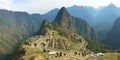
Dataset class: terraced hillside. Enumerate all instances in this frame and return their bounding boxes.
[11,28,88,60]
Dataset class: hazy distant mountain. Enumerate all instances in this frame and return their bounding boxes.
[43,8,59,22]
[104,17,120,49]
[0,9,43,59]
[67,5,95,26]
[93,3,120,39]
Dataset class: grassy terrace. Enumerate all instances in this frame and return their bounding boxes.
[48,30,74,44]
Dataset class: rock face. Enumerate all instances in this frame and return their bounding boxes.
[54,7,98,41]
[104,17,120,49]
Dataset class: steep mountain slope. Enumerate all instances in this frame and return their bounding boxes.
[67,5,95,26]
[54,7,98,41]
[93,3,120,39]
[0,9,43,59]
[31,14,44,25]
[104,17,120,49]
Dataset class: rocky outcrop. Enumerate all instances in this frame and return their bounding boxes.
[54,7,98,40]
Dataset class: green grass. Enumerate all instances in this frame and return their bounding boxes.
[48,30,74,44]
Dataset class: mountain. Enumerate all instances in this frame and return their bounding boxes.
[43,4,120,41]
[104,17,120,49]
[11,7,88,60]
[0,9,43,59]
[53,7,98,41]
[0,5,95,58]
[11,7,108,60]
[43,8,59,22]
[67,5,95,26]
[31,14,44,25]
[42,5,95,26]
[93,3,120,39]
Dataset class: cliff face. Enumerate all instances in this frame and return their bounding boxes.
[54,7,98,40]
[104,17,120,49]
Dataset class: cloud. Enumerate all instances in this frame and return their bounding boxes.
[11,0,62,14]
[0,0,120,14]
[0,0,12,10]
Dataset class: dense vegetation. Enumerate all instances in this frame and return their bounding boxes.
[86,40,110,53]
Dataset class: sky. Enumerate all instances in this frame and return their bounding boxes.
[0,0,120,14]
